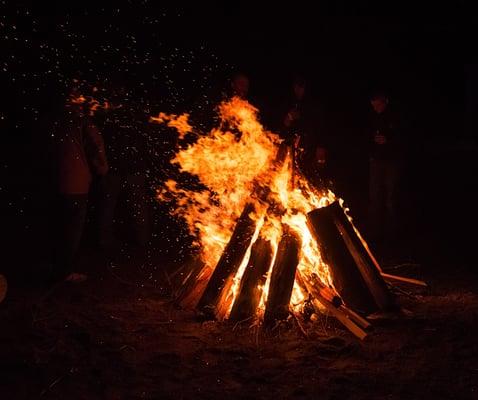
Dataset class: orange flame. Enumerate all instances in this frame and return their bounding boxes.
[68,94,110,116]
[155,97,337,319]
[150,112,192,139]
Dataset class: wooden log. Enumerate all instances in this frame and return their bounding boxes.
[229,238,273,322]
[329,202,384,272]
[296,271,371,331]
[195,144,290,318]
[339,305,372,330]
[197,202,258,318]
[381,272,427,287]
[312,297,368,340]
[307,205,377,315]
[328,201,396,311]
[177,259,211,310]
[309,273,342,308]
[264,227,301,325]
[175,256,207,307]
[297,270,342,308]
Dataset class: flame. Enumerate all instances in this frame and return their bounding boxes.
[154,97,338,320]
[150,112,192,139]
[68,94,110,116]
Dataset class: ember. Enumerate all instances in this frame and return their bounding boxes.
[152,98,425,339]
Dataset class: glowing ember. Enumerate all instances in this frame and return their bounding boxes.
[153,97,337,320]
[68,93,110,116]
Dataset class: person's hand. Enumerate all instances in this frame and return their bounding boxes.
[289,109,300,121]
[374,133,387,145]
[284,109,300,127]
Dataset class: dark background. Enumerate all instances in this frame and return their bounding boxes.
[1,4,475,281]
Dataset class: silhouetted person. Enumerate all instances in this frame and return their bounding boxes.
[228,72,250,100]
[53,88,108,282]
[190,72,251,136]
[96,87,150,253]
[367,90,403,246]
[278,76,328,188]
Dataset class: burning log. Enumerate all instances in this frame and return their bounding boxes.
[328,202,396,311]
[307,205,378,314]
[264,226,301,325]
[175,257,207,309]
[296,271,370,337]
[157,97,426,339]
[229,237,273,322]
[312,297,368,340]
[295,271,342,308]
[197,142,291,319]
[197,203,258,318]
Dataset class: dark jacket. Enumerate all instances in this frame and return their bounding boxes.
[369,108,403,161]
[276,97,328,157]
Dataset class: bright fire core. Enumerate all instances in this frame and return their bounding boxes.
[152,97,338,320]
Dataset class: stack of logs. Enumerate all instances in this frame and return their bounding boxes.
[175,146,427,339]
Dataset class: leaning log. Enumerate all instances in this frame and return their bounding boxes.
[296,271,342,308]
[197,202,258,318]
[312,297,368,340]
[229,238,273,322]
[175,256,207,308]
[307,205,377,315]
[196,143,291,318]
[179,263,215,310]
[264,227,301,325]
[381,272,427,287]
[296,271,371,332]
[339,304,372,330]
[328,201,396,311]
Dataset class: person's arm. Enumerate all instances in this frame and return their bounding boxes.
[84,118,108,175]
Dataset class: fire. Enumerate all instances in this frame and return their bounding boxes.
[68,93,110,116]
[149,112,192,139]
[153,97,337,320]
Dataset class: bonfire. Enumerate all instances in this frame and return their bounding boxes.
[151,98,425,339]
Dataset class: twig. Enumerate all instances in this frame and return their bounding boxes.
[382,263,421,271]
[40,374,67,397]
[292,313,309,338]
[232,316,254,331]
[255,325,261,348]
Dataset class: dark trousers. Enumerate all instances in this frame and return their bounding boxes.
[54,194,88,278]
[368,158,400,241]
[97,172,150,248]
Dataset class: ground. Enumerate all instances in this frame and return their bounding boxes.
[1,235,477,400]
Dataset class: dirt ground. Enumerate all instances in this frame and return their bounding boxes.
[1,240,478,400]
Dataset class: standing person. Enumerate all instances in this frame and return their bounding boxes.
[53,87,108,283]
[96,86,150,253]
[228,72,250,100]
[367,90,404,247]
[278,75,329,188]
[190,71,253,135]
